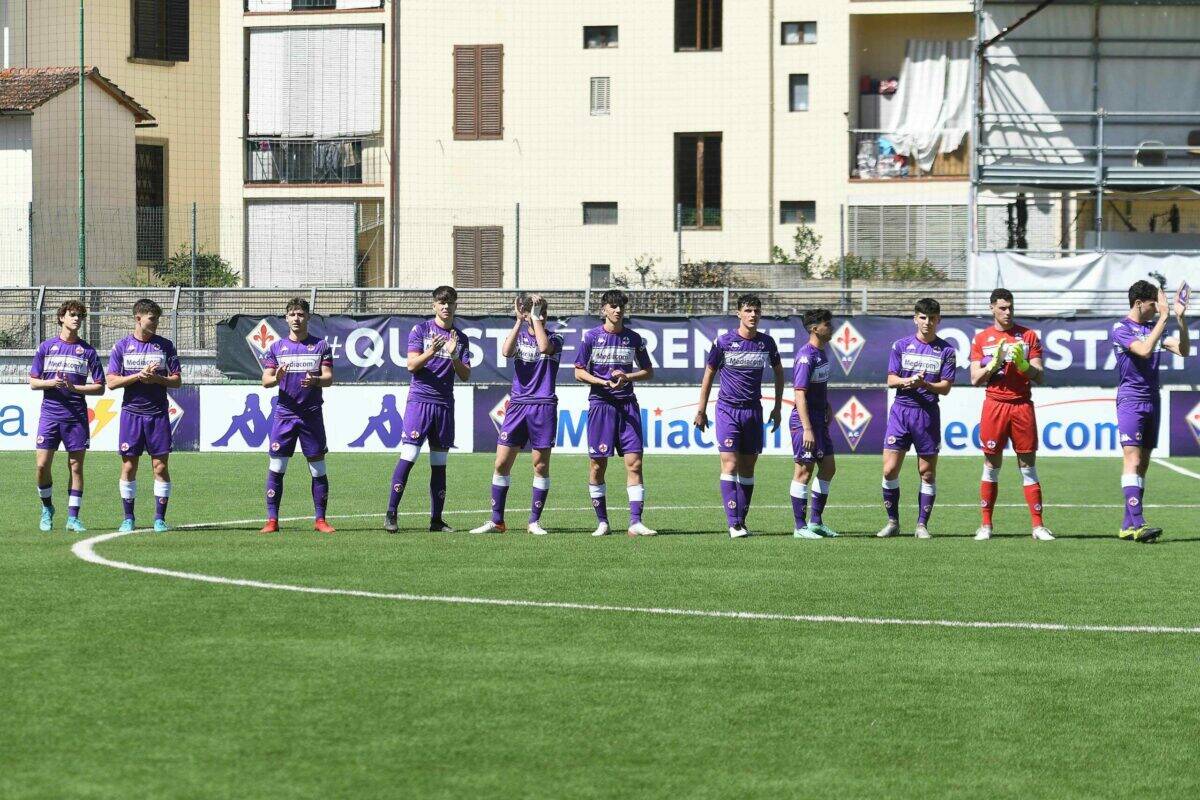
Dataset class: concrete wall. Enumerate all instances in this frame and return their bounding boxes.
[0,114,32,283]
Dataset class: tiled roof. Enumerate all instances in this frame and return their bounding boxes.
[0,67,154,122]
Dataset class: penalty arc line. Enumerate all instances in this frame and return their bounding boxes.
[69,511,1200,637]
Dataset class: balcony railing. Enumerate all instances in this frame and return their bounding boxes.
[850,130,969,180]
[245,0,383,11]
[245,137,384,185]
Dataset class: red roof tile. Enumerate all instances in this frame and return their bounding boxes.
[0,67,154,122]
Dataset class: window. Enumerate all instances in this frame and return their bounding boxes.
[584,25,618,48]
[789,74,809,112]
[675,0,721,51]
[294,0,336,8]
[583,202,618,225]
[675,133,722,229]
[453,226,503,287]
[454,45,503,140]
[132,0,189,62]
[781,22,816,45]
[590,77,610,116]
[590,264,611,288]
[780,201,816,225]
[136,143,165,262]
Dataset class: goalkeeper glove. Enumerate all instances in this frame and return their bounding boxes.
[1010,341,1030,373]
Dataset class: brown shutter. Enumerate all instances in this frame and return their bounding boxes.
[478,45,503,140]
[453,226,480,286]
[479,226,503,287]
[453,46,480,140]
[134,0,161,59]
[165,0,189,62]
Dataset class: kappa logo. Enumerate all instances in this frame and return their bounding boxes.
[245,319,281,361]
[834,396,873,452]
[830,321,866,375]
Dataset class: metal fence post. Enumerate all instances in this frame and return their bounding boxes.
[27,202,34,288]
[860,287,869,315]
[839,204,849,312]
[171,286,181,345]
[676,203,683,270]
[583,287,591,315]
[33,285,45,346]
[190,201,198,286]
[722,286,730,314]
[514,202,521,289]
[310,287,318,313]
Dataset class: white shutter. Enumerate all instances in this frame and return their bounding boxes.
[246,0,290,10]
[590,76,610,116]
[284,29,315,136]
[248,30,286,136]
[337,0,380,8]
[348,27,382,135]
[248,201,356,287]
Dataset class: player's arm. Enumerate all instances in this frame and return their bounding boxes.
[1128,316,1169,358]
[530,316,555,355]
[1009,335,1044,384]
[573,365,607,387]
[29,375,58,390]
[769,358,785,431]
[1163,290,1190,357]
[105,347,136,389]
[445,332,471,381]
[501,300,522,358]
[625,338,654,383]
[920,377,953,395]
[970,347,1005,386]
[794,387,815,450]
[693,364,716,429]
[407,337,447,373]
[72,354,106,395]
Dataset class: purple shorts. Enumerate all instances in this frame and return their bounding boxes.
[119,411,172,458]
[1117,398,1160,450]
[269,412,328,458]
[36,416,89,452]
[587,398,644,458]
[499,402,557,450]
[884,403,941,456]
[789,409,834,463]
[401,399,455,449]
[716,404,764,454]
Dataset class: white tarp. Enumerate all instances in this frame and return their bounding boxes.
[890,40,972,173]
[247,201,356,287]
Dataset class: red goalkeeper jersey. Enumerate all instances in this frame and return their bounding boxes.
[969,324,1042,402]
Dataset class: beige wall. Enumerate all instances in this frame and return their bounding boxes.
[25,0,222,265]
[0,114,32,283]
[31,80,137,285]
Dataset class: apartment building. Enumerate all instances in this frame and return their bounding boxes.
[8,0,220,280]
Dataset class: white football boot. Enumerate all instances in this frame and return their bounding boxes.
[628,522,657,537]
[974,525,993,541]
[591,521,610,537]
[527,521,550,536]
[876,520,900,538]
[729,525,751,539]
[914,524,931,540]
[1031,526,1056,541]
[469,520,506,534]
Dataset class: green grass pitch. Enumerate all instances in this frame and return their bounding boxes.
[4,450,1200,799]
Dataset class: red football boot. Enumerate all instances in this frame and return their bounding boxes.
[313,518,336,534]
[259,519,280,534]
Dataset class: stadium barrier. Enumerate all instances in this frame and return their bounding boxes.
[2,384,1199,458]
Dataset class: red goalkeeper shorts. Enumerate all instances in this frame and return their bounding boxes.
[979,398,1038,454]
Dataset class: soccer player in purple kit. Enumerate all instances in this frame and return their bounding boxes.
[574,289,657,537]
[1111,280,1189,542]
[384,285,472,533]
[876,298,957,539]
[106,299,182,532]
[693,294,784,538]
[259,298,336,534]
[790,309,838,539]
[471,293,563,535]
[29,300,105,532]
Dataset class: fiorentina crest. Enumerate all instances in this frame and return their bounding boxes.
[244,319,281,365]
[1188,400,1200,447]
[830,321,866,375]
[166,393,185,434]
[488,393,511,433]
[835,395,873,451]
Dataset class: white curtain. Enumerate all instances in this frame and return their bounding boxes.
[247,202,357,287]
[248,28,382,138]
[889,40,972,172]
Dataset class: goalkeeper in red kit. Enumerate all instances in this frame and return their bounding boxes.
[968,289,1055,541]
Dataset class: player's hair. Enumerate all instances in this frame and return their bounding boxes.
[802,308,832,331]
[285,297,310,314]
[914,298,941,317]
[56,299,86,322]
[133,298,162,318]
[736,293,762,311]
[990,288,1014,305]
[433,285,458,303]
[600,289,628,309]
[1128,279,1157,307]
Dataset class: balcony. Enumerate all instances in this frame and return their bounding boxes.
[849,130,968,180]
[244,0,382,11]
[245,137,384,185]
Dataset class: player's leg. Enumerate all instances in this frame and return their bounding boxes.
[527,446,552,535]
[878,447,905,537]
[734,405,764,533]
[1011,403,1051,540]
[586,402,616,536]
[620,401,654,536]
[295,416,332,532]
[808,453,838,537]
[385,401,429,531]
[1118,401,1160,542]
[791,460,816,537]
[472,444,519,533]
[65,449,86,532]
[977,398,1008,540]
[587,456,610,536]
[736,452,760,534]
[118,455,140,532]
[718,450,740,533]
[263,416,298,532]
[914,454,938,538]
[426,407,456,532]
[35,445,55,531]
[150,455,172,531]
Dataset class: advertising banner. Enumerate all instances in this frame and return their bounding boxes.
[472,386,889,456]
[199,385,474,453]
[217,314,1199,388]
[1168,390,1200,457]
[0,385,201,452]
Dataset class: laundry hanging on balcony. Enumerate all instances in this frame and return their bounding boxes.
[888,39,971,173]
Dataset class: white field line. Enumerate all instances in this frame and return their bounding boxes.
[70,506,1200,637]
[1152,457,1200,482]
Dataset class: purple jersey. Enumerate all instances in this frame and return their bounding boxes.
[263,335,332,417]
[1111,318,1160,403]
[30,336,103,422]
[793,342,831,414]
[510,327,564,405]
[706,330,781,409]
[574,325,652,404]
[406,319,473,407]
[107,333,181,416]
[887,334,957,409]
